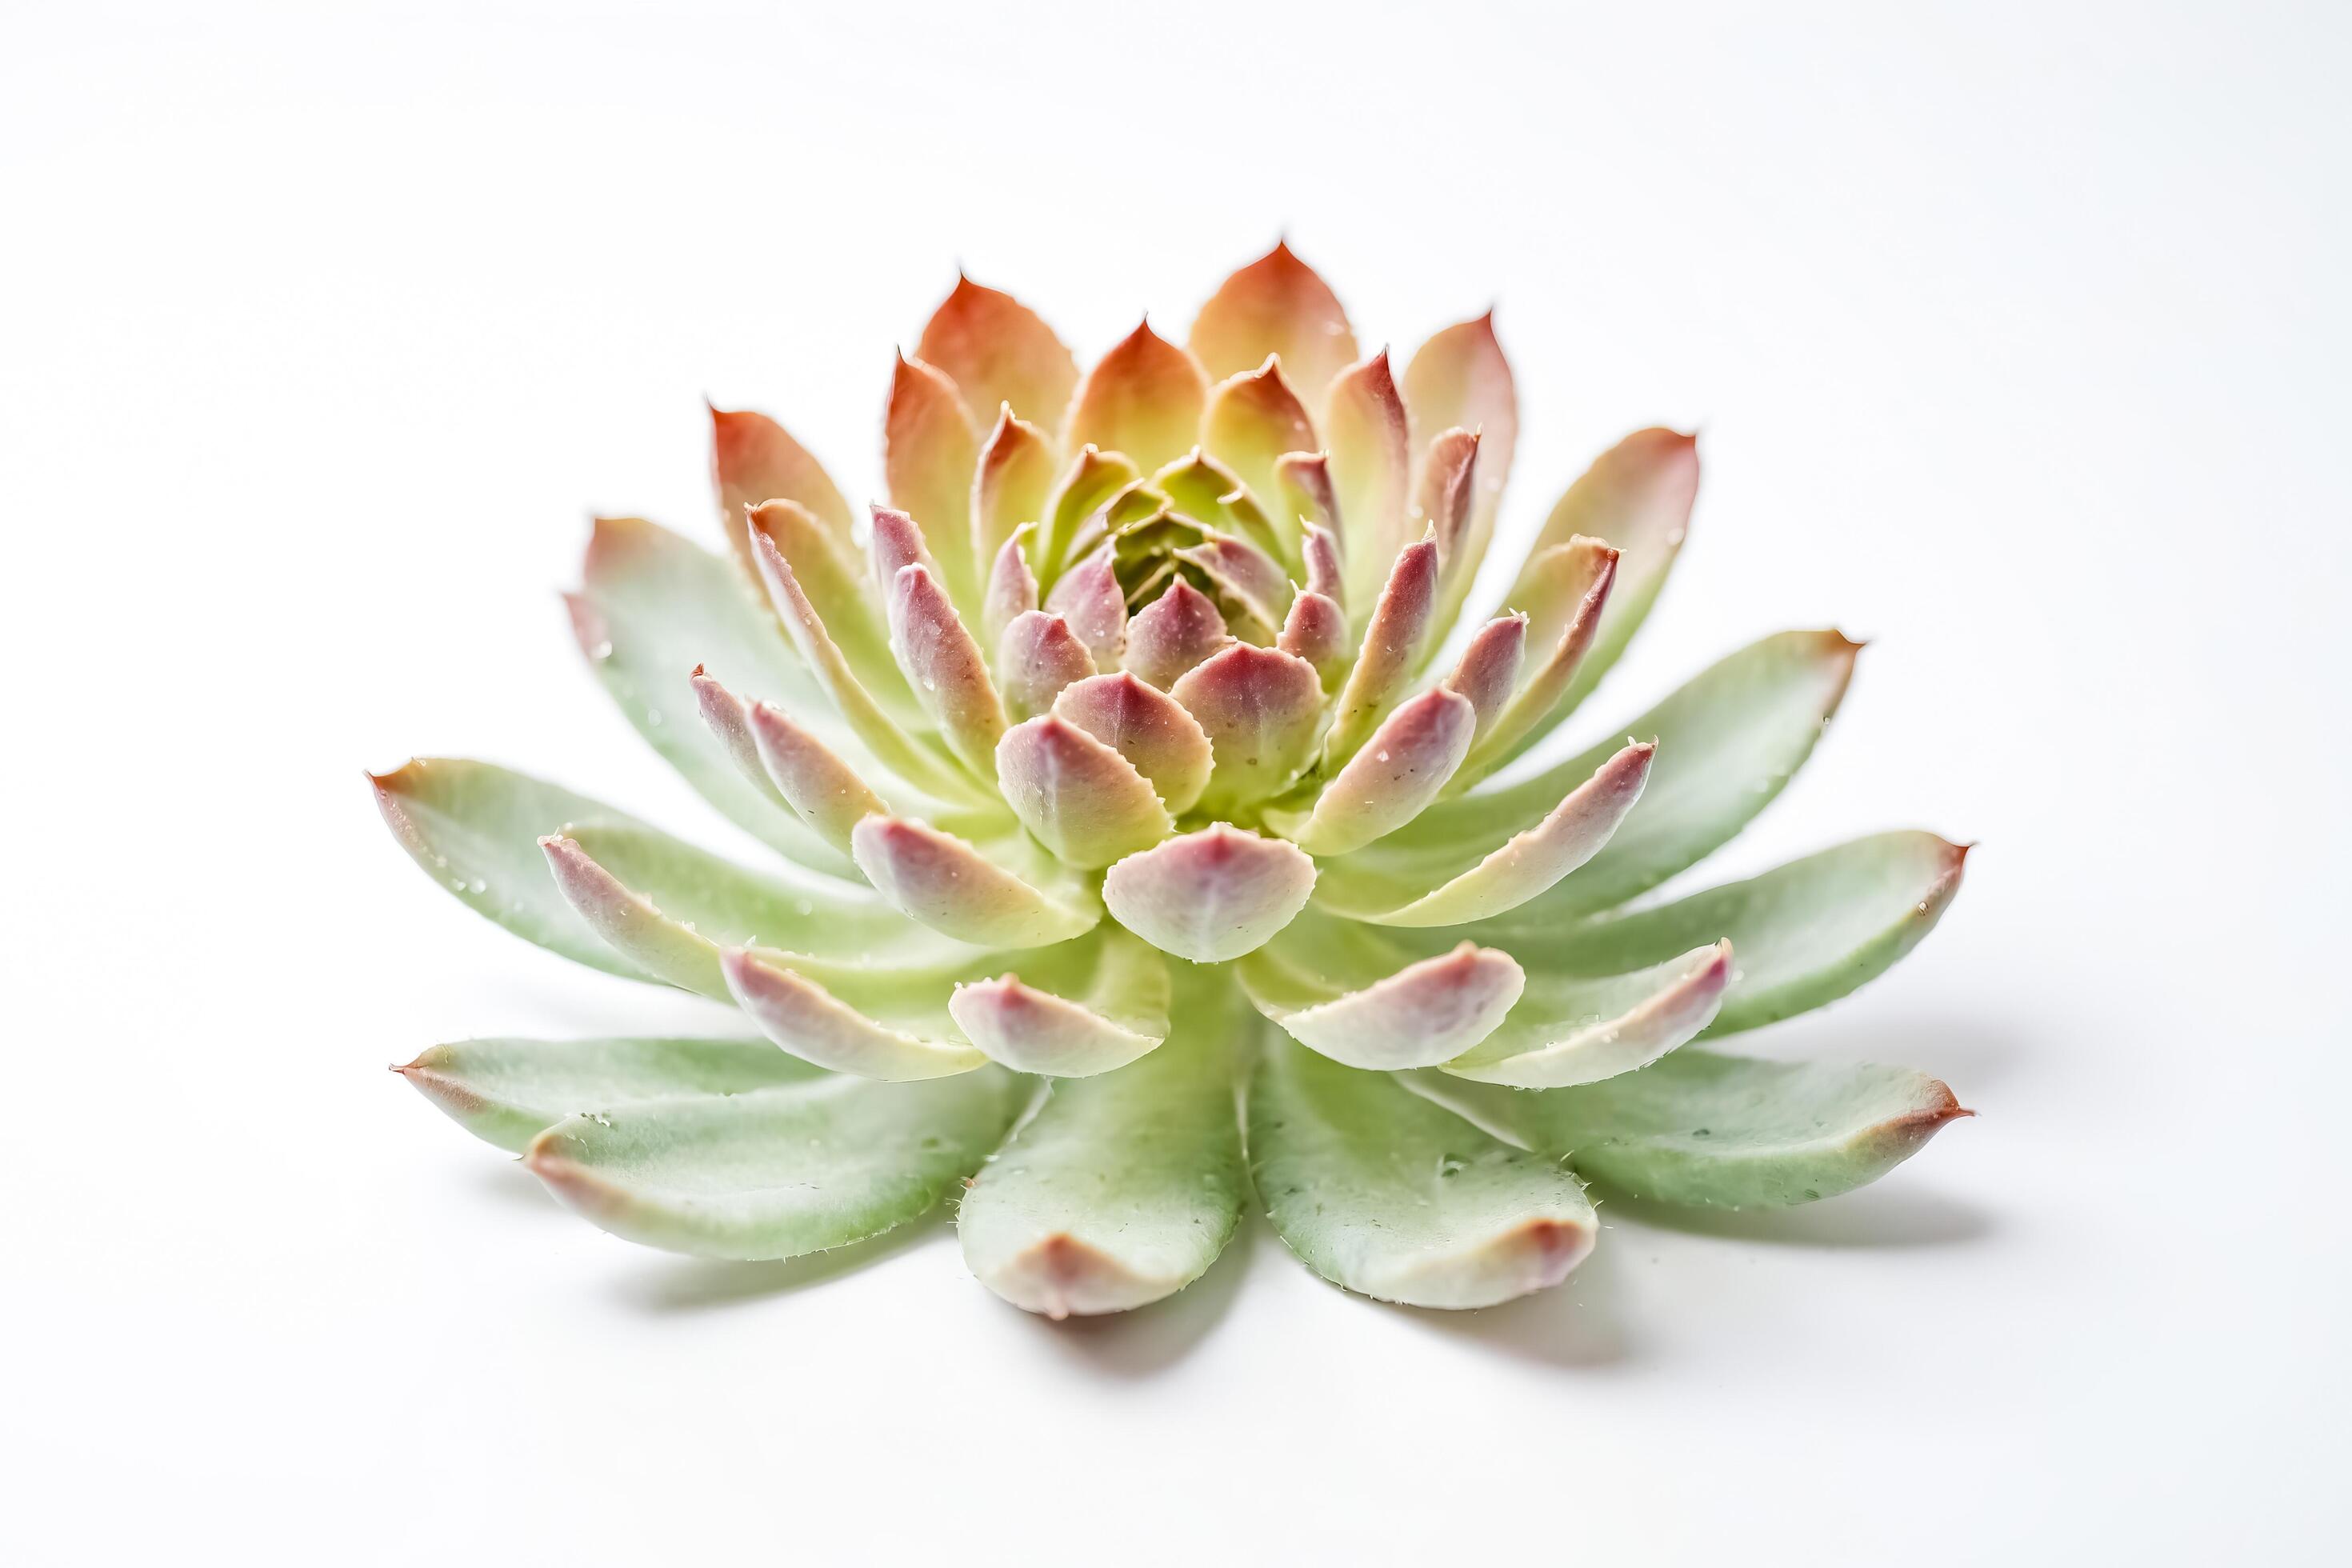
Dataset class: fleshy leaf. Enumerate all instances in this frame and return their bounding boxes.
[1038,446,1141,579]
[1169,642,1325,815]
[1414,426,1481,578]
[850,816,1099,949]
[1174,532,1290,638]
[1250,1037,1596,1310]
[1042,544,1128,663]
[947,929,1173,1078]
[1414,1050,1970,1209]
[1061,321,1209,475]
[1151,451,1290,567]
[1322,536,1438,766]
[885,562,1009,778]
[994,715,1174,868]
[884,353,982,603]
[539,827,951,999]
[1478,832,1970,1035]
[1274,452,1340,542]
[710,405,855,578]
[1188,242,1358,398]
[1051,671,1214,814]
[996,610,1098,720]
[749,525,986,806]
[719,948,990,1079]
[1202,356,1321,514]
[970,410,1058,576]
[1323,351,1412,608]
[1439,940,1733,1088]
[1271,687,1474,858]
[370,759,655,981]
[573,516,847,869]
[397,1035,822,1154]
[1402,316,1516,634]
[523,1068,1023,1259]
[1442,613,1527,743]
[915,275,1080,434]
[1456,537,1617,784]
[1510,428,1699,718]
[1102,824,1315,962]
[1239,922,1524,1070]
[1123,578,1231,689]
[745,499,911,721]
[958,974,1246,1316]
[1317,740,1654,927]
[1426,631,1865,923]
[1277,586,1349,690]
[738,690,895,851]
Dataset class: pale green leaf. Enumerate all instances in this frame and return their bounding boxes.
[525,1068,1026,1259]
[1411,1049,1969,1207]
[958,976,1246,1316]
[397,1035,821,1152]
[1249,1036,1596,1310]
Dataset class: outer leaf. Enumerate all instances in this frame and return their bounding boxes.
[1270,687,1474,858]
[971,410,1058,574]
[958,974,1247,1316]
[371,759,654,980]
[885,352,983,608]
[1478,832,1970,1035]
[915,275,1080,434]
[1062,321,1209,474]
[1188,242,1359,397]
[1414,1050,1970,1208]
[524,1069,1024,1260]
[1250,1037,1597,1310]
[710,405,855,579]
[396,1036,822,1153]
[1400,629,1858,919]
[571,516,847,870]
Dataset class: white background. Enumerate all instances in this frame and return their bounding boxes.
[6,2,2346,1562]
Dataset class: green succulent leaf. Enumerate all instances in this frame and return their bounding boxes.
[524,1067,1026,1260]
[958,977,1246,1316]
[371,758,655,980]
[571,515,852,872]
[1478,830,1969,1036]
[1411,1049,1970,1208]
[1249,1035,1597,1310]
[538,821,974,998]
[1400,629,1859,920]
[397,1035,822,1153]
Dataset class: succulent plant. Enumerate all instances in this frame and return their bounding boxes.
[374,245,1970,1318]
